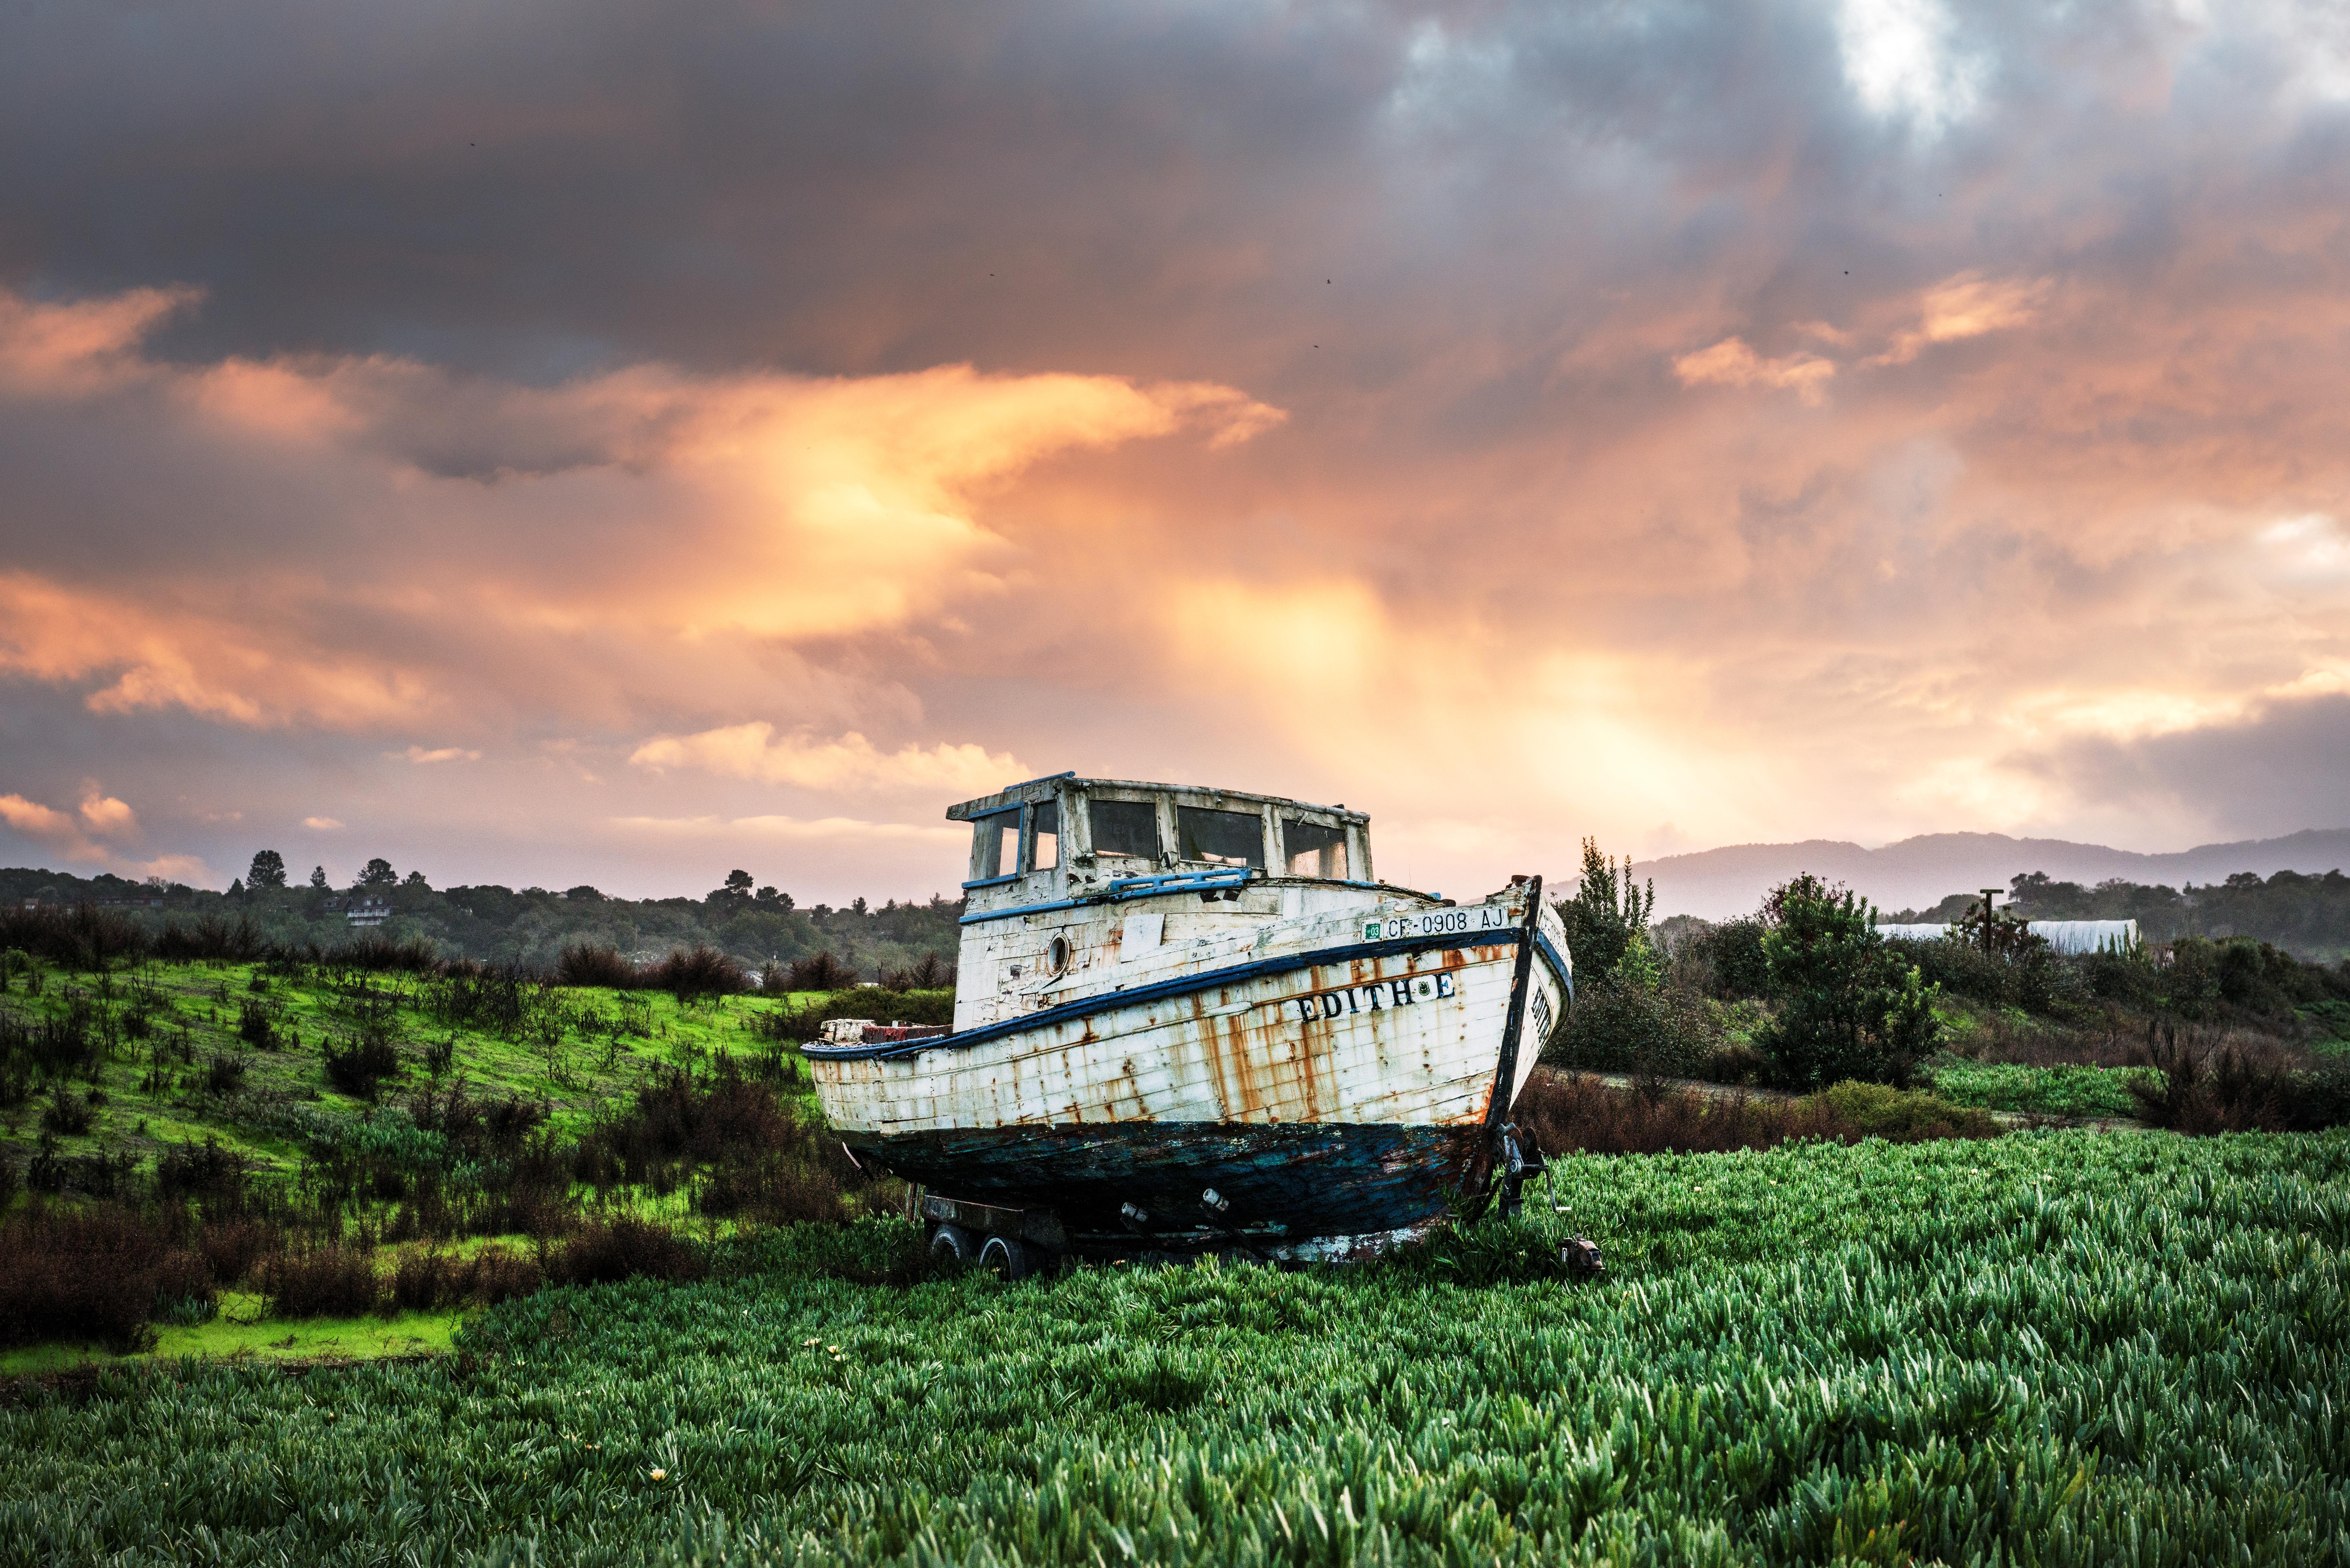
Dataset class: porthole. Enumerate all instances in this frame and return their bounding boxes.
[1047,935,1073,975]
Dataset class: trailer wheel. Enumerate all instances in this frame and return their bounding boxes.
[978,1234,1035,1280]
[929,1224,977,1266]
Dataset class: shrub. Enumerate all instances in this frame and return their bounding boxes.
[2121,1022,2349,1133]
[644,945,748,1004]
[1758,882,1941,1089]
[155,1137,245,1199]
[323,1035,402,1099]
[0,1204,212,1351]
[1814,1081,1999,1139]
[236,998,277,1048]
[1682,918,1771,999]
[549,1218,705,1287]
[152,915,266,964]
[783,949,859,991]
[390,1246,544,1310]
[203,1052,248,1096]
[199,1218,280,1287]
[2079,944,2159,1005]
[1891,935,2017,1006]
[1545,975,1716,1079]
[1510,1067,1996,1157]
[0,1007,99,1081]
[697,1156,852,1226]
[876,952,955,990]
[555,942,638,989]
[262,1246,384,1317]
[40,1088,94,1136]
[1699,1038,1771,1085]
[0,903,146,971]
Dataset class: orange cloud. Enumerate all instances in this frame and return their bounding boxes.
[1672,337,1837,403]
[0,284,201,396]
[77,791,137,834]
[629,724,1025,796]
[0,786,206,882]
[1869,271,2051,365]
[0,283,1285,731]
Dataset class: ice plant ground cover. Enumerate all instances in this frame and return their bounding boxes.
[2,1128,2344,1565]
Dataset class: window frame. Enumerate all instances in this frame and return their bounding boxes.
[962,806,1029,889]
[1280,816,1352,880]
[1174,803,1270,871]
[1084,793,1164,863]
[1027,798,1061,874]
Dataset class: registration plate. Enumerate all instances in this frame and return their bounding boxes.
[1364,904,1515,941]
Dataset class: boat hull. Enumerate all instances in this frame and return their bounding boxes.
[844,1120,1488,1251]
[812,892,1571,1250]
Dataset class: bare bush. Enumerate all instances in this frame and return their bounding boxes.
[262,1245,384,1317]
[1512,1067,1996,1157]
[643,945,747,1003]
[555,942,638,989]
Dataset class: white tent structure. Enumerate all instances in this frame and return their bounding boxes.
[1877,919,2139,954]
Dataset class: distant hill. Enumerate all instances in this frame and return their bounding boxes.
[1634,828,2350,921]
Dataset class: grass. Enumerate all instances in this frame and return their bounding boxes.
[1,1129,2343,1565]
[0,1294,465,1376]
[1922,1058,2157,1119]
[0,960,843,1186]
[1,960,914,1359]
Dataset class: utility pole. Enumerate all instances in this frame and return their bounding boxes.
[1978,888,2001,954]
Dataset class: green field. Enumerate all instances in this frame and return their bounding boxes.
[0,958,819,1181]
[4,1128,2344,1565]
[1921,1059,2157,1120]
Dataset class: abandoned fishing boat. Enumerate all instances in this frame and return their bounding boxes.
[804,774,1573,1269]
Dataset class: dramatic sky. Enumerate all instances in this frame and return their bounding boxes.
[3,0,2347,903]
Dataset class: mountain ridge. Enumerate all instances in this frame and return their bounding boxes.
[1632,827,2350,920]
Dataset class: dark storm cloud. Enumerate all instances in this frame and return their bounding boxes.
[2013,693,2350,841]
[0,1,2199,382]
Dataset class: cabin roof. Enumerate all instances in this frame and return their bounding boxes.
[944,774,1367,825]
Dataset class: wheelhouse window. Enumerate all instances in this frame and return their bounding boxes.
[1030,800,1059,871]
[1177,805,1265,869]
[969,809,1022,881]
[1089,798,1158,860]
[1283,818,1349,879]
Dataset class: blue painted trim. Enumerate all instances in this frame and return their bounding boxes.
[1534,930,1574,1001]
[806,926,1527,1062]
[958,867,1259,926]
[1103,869,1255,897]
[959,873,1026,892]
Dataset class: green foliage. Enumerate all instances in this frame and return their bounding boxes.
[3,1133,2346,1564]
[1926,1060,2154,1119]
[1557,838,1654,980]
[1757,882,1942,1090]
[1810,1081,2000,1139]
[0,861,966,979]
[1684,917,1771,999]
[1544,976,1716,1079]
[245,850,287,890]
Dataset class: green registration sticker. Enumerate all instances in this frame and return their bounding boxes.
[1364,922,1381,940]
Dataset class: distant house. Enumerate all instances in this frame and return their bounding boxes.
[345,896,393,927]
